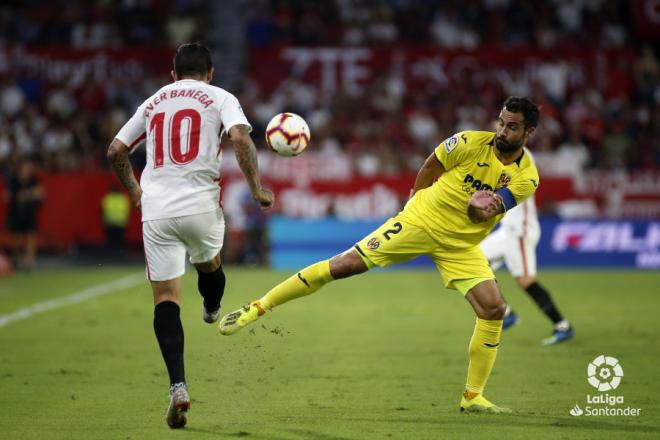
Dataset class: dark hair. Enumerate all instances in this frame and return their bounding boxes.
[173,42,213,78]
[503,96,540,128]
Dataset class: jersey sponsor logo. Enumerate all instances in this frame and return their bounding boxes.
[462,174,493,193]
[443,135,460,154]
[367,237,380,250]
[477,162,489,167]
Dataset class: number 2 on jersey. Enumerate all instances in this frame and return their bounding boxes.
[383,222,402,240]
[150,109,201,167]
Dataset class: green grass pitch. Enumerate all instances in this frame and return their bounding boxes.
[1,266,659,439]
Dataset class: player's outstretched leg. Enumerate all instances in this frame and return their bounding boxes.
[219,259,334,335]
[219,249,369,335]
[460,279,512,414]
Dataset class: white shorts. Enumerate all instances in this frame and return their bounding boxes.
[143,209,225,281]
[480,226,539,277]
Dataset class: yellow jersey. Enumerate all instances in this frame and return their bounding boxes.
[400,130,539,250]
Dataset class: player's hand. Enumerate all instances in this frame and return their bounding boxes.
[252,187,274,209]
[469,190,501,214]
[129,188,143,211]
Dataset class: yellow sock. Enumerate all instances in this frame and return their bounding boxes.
[465,318,503,395]
[258,260,333,310]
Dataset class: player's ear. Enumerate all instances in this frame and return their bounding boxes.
[171,70,177,81]
[525,126,535,141]
[207,67,215,83]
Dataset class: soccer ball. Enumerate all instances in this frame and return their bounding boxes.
[265,112,310,157]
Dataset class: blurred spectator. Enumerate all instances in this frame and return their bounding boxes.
[4,159,43,271]
[1,80,26,118]
[555,124,591,177]
[165,14,198,46]
[602,121,633,169]
[0,0,656,264]
[430,6,479,49]
[0,0,654,176]
[634,45,659,105]
[407,106,439,147]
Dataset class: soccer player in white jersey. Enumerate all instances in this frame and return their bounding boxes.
[480,150,573,346]
[107,42,273,428]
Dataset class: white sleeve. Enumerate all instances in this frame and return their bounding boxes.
[219,93,251,136]
[115,104,147,153]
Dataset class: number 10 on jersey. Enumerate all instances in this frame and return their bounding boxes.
[150,109,201,167]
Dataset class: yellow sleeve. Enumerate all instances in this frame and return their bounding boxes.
[508,168,540,206]
[434,132,470,170]
[494,164,539,212]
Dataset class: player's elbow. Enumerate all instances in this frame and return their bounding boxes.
[228,125,252,147]
[231,137,249,152]
[107,145,118,163]
[107,140,127,164]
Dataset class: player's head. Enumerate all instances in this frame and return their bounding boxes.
[495,96,539,154]
[171,42,214,83]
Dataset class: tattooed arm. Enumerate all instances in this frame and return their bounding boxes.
[107,138,142,210]
[228,124,274,208]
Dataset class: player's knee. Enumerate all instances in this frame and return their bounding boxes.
[481,299,506,320]
[494,300,507,320]
[329,251,368,279]
[195,254,221,273]
[154,293,179,306]
[516,275,535,290]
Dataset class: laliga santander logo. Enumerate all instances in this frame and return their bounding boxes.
[570,354,640,417]
[569,404,584,417]
[588,355,624,391]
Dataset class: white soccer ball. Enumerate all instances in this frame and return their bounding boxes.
[265,112,310,157]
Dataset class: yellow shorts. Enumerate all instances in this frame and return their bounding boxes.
[354,216,494,293]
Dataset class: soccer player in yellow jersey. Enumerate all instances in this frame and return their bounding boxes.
[220,96,541,413]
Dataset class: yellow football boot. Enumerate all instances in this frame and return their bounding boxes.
[460,393,512,414]
[218,301,265,335]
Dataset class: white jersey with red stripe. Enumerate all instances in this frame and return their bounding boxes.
[115,79,251,221]
[499,192,541,238]
[481,196,541,277]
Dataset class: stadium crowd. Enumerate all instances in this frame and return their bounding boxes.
[0,0,657,178]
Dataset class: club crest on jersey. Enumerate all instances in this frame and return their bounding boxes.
[367,238,380,250]
[443,135,460,154]
[497,172,511,187]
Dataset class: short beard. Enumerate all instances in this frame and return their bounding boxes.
[495,137,522,154]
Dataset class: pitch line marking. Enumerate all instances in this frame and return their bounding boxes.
[0,272,144,328]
